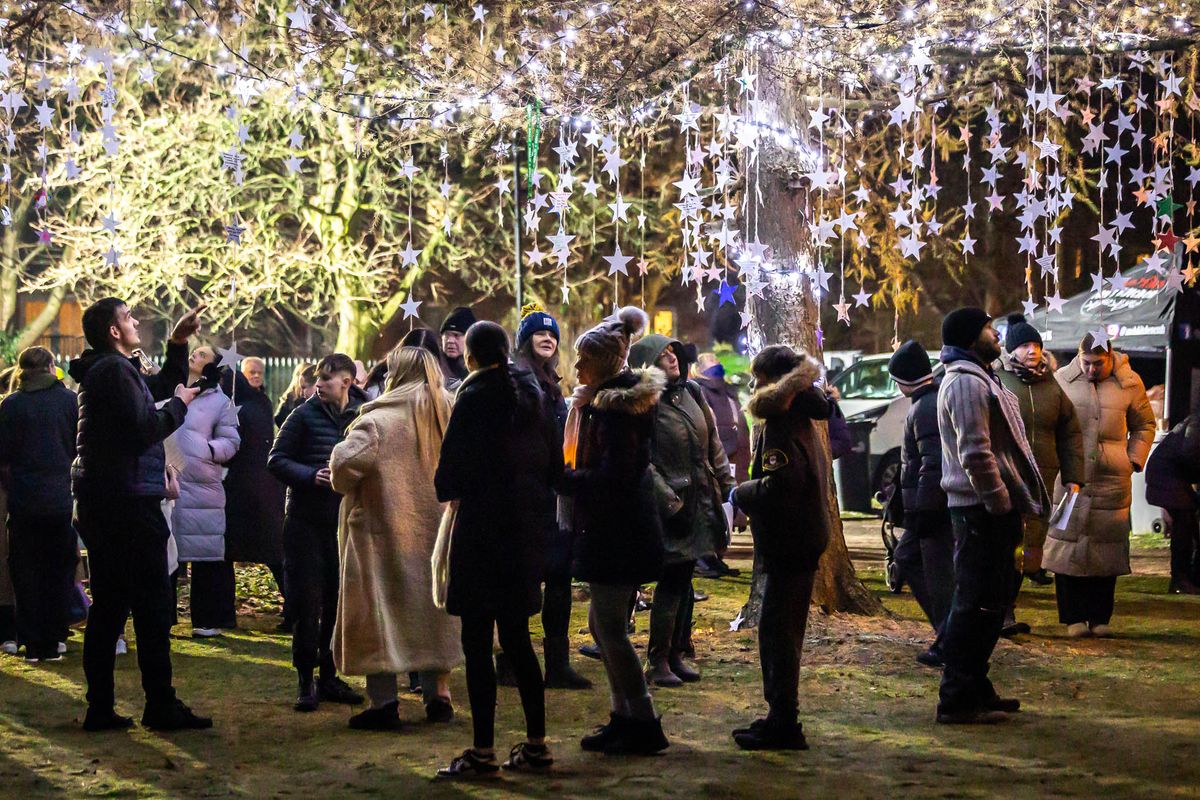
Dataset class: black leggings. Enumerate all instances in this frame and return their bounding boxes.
[461,611,545,749]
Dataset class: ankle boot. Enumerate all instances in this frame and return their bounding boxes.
[645,657,683,688]
[543,637,592,690]
[668,651,700,683]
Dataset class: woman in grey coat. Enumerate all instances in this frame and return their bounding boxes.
[171,348,241,637]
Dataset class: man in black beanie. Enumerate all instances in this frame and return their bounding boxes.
[935,308,1047,724]
[440,307,476,381]
[887,340,954,668]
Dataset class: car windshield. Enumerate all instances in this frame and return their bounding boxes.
[833,359,900,400]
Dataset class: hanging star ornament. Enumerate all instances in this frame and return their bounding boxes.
[604,243,632,276]
[216,342,243,370]
[399,239,422,266]
[400,295,422,320]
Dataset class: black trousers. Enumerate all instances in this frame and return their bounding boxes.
[76,495,176,711]
[461,611,545,750]
[937,506,1022,715]
[648,560,695,662]
[186,560,236,629]
[894,511,955,642]
[7,511,77,657]
[1167,508,1200,586]
[1055,575,1118,625]
[759,569,815,726]
[283,517,340,677]
[541,527,573,640]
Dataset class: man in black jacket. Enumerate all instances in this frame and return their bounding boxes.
[70,298,208,732]
[888,340,954,668]
[268,353,365,712]
[728,345,832,751]
[0,347,78,663]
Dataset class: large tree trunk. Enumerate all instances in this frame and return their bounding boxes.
[737,57,884,621]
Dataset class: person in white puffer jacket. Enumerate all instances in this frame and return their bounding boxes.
[170,347,240,638]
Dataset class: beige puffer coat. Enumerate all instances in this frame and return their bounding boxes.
[1043,351,1155,577]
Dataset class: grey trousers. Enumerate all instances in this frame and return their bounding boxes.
[589,583,656,720]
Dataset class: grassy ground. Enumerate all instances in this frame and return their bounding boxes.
[1,548,1197,799]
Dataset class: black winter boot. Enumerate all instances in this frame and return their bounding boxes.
[605,715,669,755]
[544,637,592,690]
[294,674,319,712]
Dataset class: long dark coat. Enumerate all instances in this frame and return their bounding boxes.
[222,371,286,564]
[434,365,563,618]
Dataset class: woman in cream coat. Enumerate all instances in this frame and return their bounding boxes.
[330,345,462,729]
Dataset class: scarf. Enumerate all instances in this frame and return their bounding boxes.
[557,381,603,531]
[1005,352,1050,384]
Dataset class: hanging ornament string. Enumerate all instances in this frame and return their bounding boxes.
[524,99,541,193]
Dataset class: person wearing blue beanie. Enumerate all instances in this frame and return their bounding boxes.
[516,305,561,352]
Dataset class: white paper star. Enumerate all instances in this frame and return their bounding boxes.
[400,295,422,320]
[399,239,422,266]
[1087,327,1111,350]
[216,342,242,370]
[604,243,632,276]
[1046,292,1067,313]
[609,194,630,223]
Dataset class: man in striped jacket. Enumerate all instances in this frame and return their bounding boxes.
[935,307,1047,726]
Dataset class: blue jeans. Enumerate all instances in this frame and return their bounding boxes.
[937,506,1022,714]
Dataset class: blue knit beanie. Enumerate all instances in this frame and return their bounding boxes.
[516,302,560,350]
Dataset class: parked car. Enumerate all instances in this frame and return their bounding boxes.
[832,353,941,511]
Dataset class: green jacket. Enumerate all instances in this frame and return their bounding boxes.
[629,334,735,564]
[997,356,1086,492]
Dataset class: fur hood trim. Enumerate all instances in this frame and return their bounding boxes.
[592,368,666,415]
[746,356,822,420]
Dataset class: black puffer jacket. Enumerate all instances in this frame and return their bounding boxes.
[733,356,833,575]
[900,379,946,514]
[267,387,365,524]
[563,368,666,585]
[435,365,563,617]
[0,375,78,514]
[68,342,189,499]
[1145,414,1200,510]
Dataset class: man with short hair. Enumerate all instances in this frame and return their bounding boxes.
[935,307,1047,725]
[241,356,266,392]
[70,298,210,732]
[268,353,366,712]
[440,307,476,381]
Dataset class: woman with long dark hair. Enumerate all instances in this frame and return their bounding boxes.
[433,321,562,778]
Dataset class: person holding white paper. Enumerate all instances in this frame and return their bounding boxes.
[1044,334,1155,638]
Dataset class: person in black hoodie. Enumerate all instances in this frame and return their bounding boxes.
[433,322,562,778]
[268,353,366,712]
[888,340,954,667]
[0,347,78,663]
[69,298,210,733]
[728,344,832,751]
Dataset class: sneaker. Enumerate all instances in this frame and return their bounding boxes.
[581,714,626,752]
[1066,622,1091,638]
[502,742,553,771]
[435,748,500,780]
[348,701,401,731]
[603,715,669,755]
[191,628,223,638]
[1089,623,1113,638]
[82,708,135,732]
[1026,569,1054,586]
[115,637,128,656]
[733,719,808,751]
[318,676,364,705]
[578,643,602,660]
[142,699,213,731]
[693,588,709,602]
[916,649,944,668]
[1,640,17,655]
[294,676,319,713]
[935,708,1009,725]
[425,698,454,724]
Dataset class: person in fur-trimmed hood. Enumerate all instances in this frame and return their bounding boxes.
[559,306,670,758]
[728,344,832,751]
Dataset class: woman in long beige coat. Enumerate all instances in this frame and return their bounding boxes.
[1045,338,1155,638]
[330,346,462,730]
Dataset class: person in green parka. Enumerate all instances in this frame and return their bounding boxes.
[997,315,1085,633]
[627,334,735,688]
